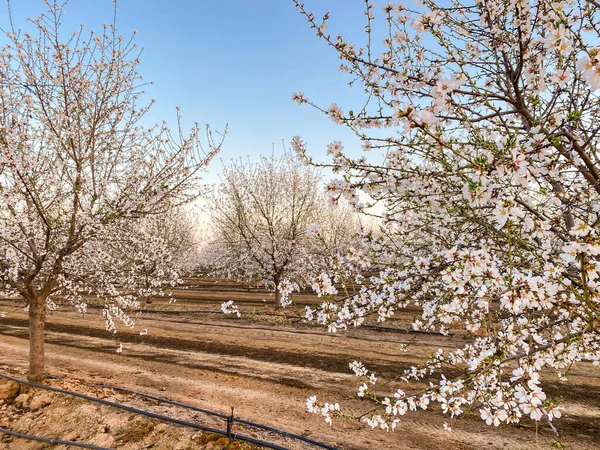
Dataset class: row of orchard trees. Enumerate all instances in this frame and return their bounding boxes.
[204,151,362,309]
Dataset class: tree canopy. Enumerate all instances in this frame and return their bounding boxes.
[291,0,600,432]
[0,1,221,381]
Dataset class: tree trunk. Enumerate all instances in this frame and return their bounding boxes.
[28,296,47,383]
[275,288,282,310]
[274,274,281,310]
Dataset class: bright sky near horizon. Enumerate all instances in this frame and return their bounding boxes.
[3,0,376,184]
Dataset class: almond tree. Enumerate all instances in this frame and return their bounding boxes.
[312,197,362,259]
[206,151,321,309]
[99,207,202,308]
[0,2,222,382]
[291,0,600,433]
[160,208,205,277]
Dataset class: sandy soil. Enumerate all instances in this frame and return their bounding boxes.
[0,283,599,449]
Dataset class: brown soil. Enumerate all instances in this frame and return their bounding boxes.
[0,373,262,449]
[0,282,599,449]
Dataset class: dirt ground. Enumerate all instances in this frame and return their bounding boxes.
[0,280,599,449]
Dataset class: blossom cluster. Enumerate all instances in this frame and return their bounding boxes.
[221,300,241,318]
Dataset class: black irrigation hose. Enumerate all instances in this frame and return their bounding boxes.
[135,308,290,317]
[61,302,289,317]
[100,385,339,450]
[0,372,289,450]
[136,309,227,315]
[101,385,228,419]
[362,324,452,336]
[132,308,447,334]
[0,426,110,449]
[134,309,451,337]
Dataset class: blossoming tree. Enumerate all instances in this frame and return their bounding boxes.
[101,206,203,308]
[206,151,323,309]
[291,0,600,432]
[0,2,222,382]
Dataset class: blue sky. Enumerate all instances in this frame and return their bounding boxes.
[4,0,375,181]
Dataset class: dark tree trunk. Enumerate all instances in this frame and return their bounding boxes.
[28,296,47,382]
[274,274,281,310]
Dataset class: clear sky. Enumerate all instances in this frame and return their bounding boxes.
[3,0,375,182]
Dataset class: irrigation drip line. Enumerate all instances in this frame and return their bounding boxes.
[1,302,448,335]
[135,308,290,317]
[133,309,449,335]
[0,372,289,450]
[0,426,110,449]
[135,309,449,335]
[99,384,339,450]
[101,385,228,419]
[61,302,289,317]
[362,324,452,336]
